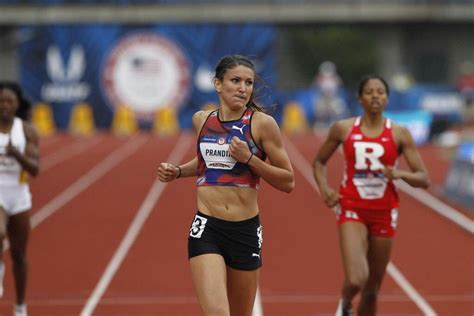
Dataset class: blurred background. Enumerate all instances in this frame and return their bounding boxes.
[0,0,473,209]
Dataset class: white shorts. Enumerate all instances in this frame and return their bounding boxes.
[0,185,32,216]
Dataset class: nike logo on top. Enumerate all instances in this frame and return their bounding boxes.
[232,125,246,134]
[252,253,260,258]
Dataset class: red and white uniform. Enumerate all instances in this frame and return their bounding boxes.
[338,117,400,236]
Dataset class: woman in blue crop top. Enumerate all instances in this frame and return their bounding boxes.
[158,55,294,315]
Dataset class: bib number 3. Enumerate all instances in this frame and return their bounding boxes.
[189,214,208,238]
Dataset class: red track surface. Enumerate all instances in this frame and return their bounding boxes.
[0,132,472,315]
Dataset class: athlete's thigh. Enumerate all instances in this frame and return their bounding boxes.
[7,210,31,253]
[189,254,229,314]
[366,236,393,288]
[226,266,259,316]
[339,221,370,279]
[0,207,7,238]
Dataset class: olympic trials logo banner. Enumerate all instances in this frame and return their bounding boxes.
[41,45,90,103]
[19,24,276,129]
[102,32,190,119]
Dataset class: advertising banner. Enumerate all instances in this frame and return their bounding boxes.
[19,24,275,129]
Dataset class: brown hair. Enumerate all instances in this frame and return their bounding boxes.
[214,54,265,112]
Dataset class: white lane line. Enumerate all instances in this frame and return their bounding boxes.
[283,135,437,316]
[80,134,192,316]
[253,286,263,316]
[3,135,148,253]
[386,263,437,315]
[41,135,104,172]
[395,180,474,234]
[31,134,147,228]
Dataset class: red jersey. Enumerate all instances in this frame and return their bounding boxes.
[339,117,400,210]
[197,109,266,189]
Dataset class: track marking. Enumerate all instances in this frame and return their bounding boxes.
[41,135,104,172]
[80,134,192,316]
[395,180,474,234]
[253,286,263,316]
[3,135,147,253]
[283,135,437,315]
[31,134,147,228]
[386,263,437,315]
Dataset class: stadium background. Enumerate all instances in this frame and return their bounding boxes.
[1,0,472,207]
[0,1,473,315]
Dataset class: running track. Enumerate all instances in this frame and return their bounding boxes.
[0,132,472,315]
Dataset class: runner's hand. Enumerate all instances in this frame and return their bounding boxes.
[321,186,340,208]
[229,136,252,163]
[158,162,180,182]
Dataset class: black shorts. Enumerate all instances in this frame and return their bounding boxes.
[188,211,263,271]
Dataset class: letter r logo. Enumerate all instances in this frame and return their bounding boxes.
[354,142,384,170]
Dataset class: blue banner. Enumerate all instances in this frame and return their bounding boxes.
[384,110,433,145]
[457,141,474,162]
[444,157,474,211]
[401,84,464,123]
[19,24,276,129]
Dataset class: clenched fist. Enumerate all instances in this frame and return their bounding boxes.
[158,162,180,182]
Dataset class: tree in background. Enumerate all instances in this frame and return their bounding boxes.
[281,25,378,89]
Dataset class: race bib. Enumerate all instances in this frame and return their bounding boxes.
[200,142,237,170]
[352,173,387,199]
[189,214,208,238]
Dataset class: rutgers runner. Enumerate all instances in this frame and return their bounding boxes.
[158,55,294,315]
[312,75,430,316]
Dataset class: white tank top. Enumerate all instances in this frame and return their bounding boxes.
[0,117,27,185]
